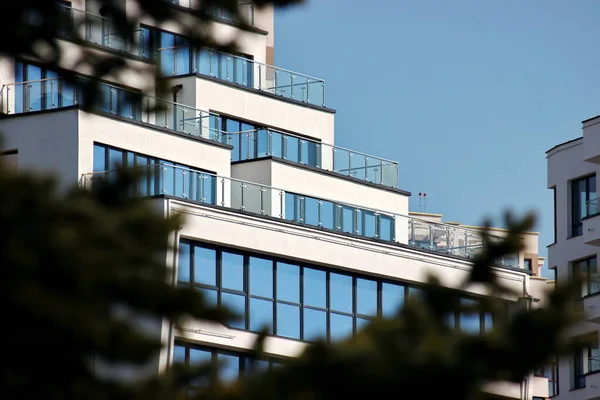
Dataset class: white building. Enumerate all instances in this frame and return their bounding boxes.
[546,116,600,400]
[0,1,551,398]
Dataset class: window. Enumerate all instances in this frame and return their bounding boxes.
[173,341,281,393]
[284,192,394,242]
[178,240,499,342]
[573,340,600,389]
[14,62,76,113]
[572,257,600,298]
[524,258,533,272]
[571,175,596,236]
[535,360,559,397]
[220,115,320,166]
[14,62,141,119]
[92,143,216,203]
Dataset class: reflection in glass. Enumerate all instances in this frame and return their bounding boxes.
[249,298,273,333]
[194,246,216,285]
[382,282,404,317]
[221,252,244,291]
[178,242,191,282]
[221,293,245,329]
[329,273,352,313]
[303,308,326,341]
[330,313,353,342]
[276,262,299,303]
[249,257,273,298]
[356,278,377,316]
[304,268,326,308]
[277,303,300,339]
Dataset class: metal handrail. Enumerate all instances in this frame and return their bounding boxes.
[222,128,398,166]
[81,164,508,247]
[155,47,325,84]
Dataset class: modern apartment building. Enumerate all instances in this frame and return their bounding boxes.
[0,1,550,398]
[547,117,600,400]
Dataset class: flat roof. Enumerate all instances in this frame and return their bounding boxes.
[545,136,582,154]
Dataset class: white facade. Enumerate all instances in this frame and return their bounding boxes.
[547,117,600,400]
[0,1,548,398]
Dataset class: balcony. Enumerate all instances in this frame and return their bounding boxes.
[57,4,148,58]
[584,199,600,246]
[167,0,256,26]
[584,292,600,323]
[223,128,399,188]
[158,47,326,107]
[0,78,223,144]
[80,164,519,269]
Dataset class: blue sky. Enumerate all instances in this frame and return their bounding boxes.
[274,0,600,278]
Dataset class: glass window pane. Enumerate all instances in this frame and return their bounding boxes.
[189,348,211,366]
[382,282,404,317]
[249,298,273,333]
[277,262,299,303]
[173,344,186,364]
[303,308,326,341]
[93,144,106,172]
[356,278,377,316]
[108,148,123,169]
[341,206,354,234]
[320,201,335,230]
[276,303,300,339]
[217,353,240,382]
[484,312,493,331]
[178,242,191,282]
[197,287,218,306]
[379,215,394,241]
[304,196,320,227]
[303,268,326,308]
[221,252,244,291]
[356,317,371,332]
[249,257,273,298]
[284,192,299,222]
[221,292,245,329]
[460,298,481,334]
[194,246,216,286]
[330,313,353,342]
[329,272,352,313]
[285,135,300,162]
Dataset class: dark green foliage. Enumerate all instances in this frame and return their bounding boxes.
[0,160,234,400]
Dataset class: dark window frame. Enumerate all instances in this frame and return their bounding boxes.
[571,174,596,237]
[177,239,498,343]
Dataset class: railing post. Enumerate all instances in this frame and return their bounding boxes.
[26,84,32,111]
[305,78,310,103]
[391,215,396,241]
[354,209,360,235]
[299,139,304,164]
[181,169,187,199]
[220,178,225,207]
[428,225,434,250]
[299,195,305,223]
[347,152,352,176]
[240,182,246,210]
[317,199,323,227]
[374,212,380,239]
[290,74,294,99]
[408,218,414,245]
[50,80,56,108]
[260,187,265,215]
[258,64,262,90]
[279,190,284,218]
[322,81,325,107]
